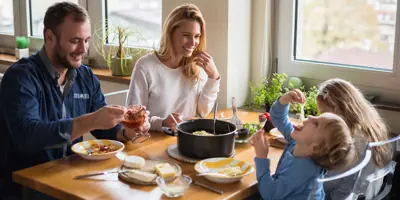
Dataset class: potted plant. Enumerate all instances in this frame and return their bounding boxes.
[290,86,319,117]
[93,21,149,76]
[15,36,30,59]
[247,73,288,111]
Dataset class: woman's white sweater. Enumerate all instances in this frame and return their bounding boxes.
[126,53,220,131]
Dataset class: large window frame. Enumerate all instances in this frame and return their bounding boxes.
[87,0,156,67]
[0,0,87,51]
[0,0,157,68]
[275,0,400,94]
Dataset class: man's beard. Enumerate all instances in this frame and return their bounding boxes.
[54,40,83,69]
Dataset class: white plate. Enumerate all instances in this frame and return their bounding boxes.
[194,157,254,184]
[71,140,124,161]
[269,128,288,144]
[118,160,182,185]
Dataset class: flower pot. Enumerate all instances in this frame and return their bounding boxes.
[15,48,29,59]
[265,103,271,113]
[109,56,134,76]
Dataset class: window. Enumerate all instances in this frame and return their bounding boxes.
[29,0,79,37]
[294,0,397,71]
[0,0,14,35]
[105,0,162,48]
[276,0,400,98]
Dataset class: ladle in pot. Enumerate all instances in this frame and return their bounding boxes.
[213,102,218,135]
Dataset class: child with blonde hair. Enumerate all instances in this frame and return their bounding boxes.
[249,89,357,200]
[317,78,393,200]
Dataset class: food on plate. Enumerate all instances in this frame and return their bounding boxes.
[192,130,214,136]
[243,123,262,136]
[123,105,146,129]
[218,166,243,177]
[125,169,157,182]
[163,184,187,195]
[124,155,146,169]
[155,163,176,179]
[88,143,119,154]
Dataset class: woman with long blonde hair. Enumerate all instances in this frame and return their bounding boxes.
[126,4,220,131]
[316,78,392,200]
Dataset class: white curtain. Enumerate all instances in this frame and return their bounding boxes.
[251,0,275,85]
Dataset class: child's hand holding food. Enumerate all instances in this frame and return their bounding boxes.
[279,89,306,105]
[249,129,269,158]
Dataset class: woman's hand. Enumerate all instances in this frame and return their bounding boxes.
[279,89,306,105]
[194,51,220,80]
[162,113,182,130]
[249,129,269,158]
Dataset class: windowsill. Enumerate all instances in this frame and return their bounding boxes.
[0,53,131,84]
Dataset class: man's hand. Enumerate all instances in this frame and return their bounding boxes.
[123,110,151,140]
[248,129,269,159]
[91,105,126,130]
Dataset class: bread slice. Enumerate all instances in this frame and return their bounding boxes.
[154,163,176,179]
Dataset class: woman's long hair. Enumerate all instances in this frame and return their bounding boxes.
[156,4,206,84]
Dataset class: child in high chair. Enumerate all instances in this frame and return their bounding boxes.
[249,89,357,200]
[317,78,392,200]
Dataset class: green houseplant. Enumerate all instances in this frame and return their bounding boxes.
[247,73,288,110]
[247,73,319,117]
[290,86,319,117]
[93,21,149,76]
[15,36,30,59]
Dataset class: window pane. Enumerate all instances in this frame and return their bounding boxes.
[0,0,14,34]
[106,0,162,48]
[30,0,79,37]
[295,0,397,71]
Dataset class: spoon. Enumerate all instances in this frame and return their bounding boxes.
[169,113,179,126]
[213,102,218,135]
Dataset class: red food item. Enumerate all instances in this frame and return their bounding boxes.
[123,105,146,129]
[263,112,271,121]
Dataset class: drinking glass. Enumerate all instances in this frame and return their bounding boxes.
[121,104,150,144]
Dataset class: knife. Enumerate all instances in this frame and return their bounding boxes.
[74,170,131,179]
[192,180,224,195]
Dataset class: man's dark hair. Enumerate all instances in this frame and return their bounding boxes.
[43,2,90,41]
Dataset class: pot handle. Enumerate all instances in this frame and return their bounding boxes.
[162,127,177,136]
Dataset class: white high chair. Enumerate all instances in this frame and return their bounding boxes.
[317,135,400,200]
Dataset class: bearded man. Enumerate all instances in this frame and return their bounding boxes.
[0,2,150,199]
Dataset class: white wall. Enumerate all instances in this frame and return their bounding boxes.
[227,0,252,108]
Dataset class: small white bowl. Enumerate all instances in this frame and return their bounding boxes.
[194,158,254,184]
[156,175,192,198]
[71,140,124,161]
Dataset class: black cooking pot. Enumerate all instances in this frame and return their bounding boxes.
[162,119,237,159]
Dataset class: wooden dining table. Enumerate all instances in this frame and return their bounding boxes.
[12,109,287,200]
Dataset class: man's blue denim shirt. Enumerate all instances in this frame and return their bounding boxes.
[0,48,121,195]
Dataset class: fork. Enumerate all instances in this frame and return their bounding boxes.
[87,148,94,156]
[299,103,305,121]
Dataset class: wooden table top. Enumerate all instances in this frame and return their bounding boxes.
[12,109,286,200]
